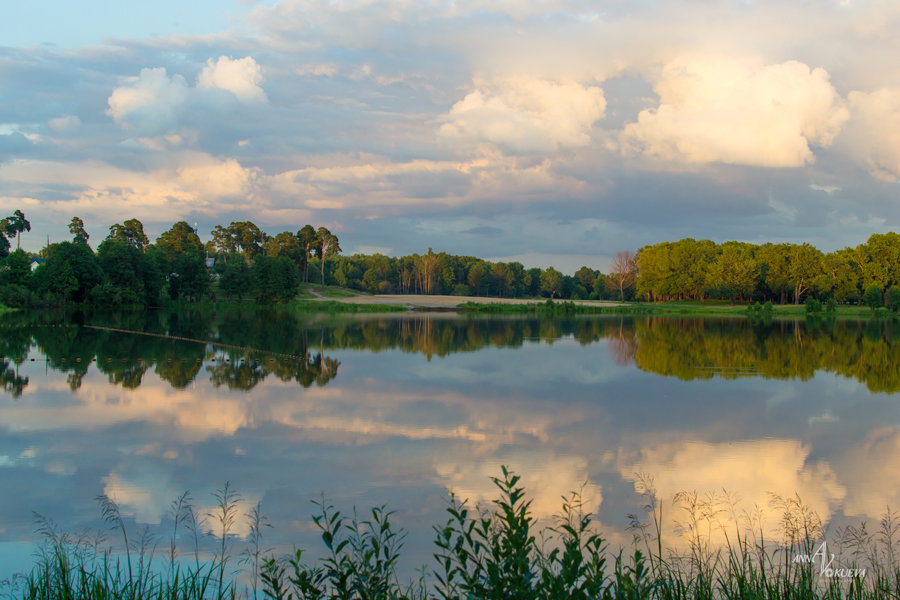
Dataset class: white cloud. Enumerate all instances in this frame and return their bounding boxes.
[435,452,602,519]
[197,56,268,103]
[622,57,849,168]
[107,57,266,136]
[617,439,846,545]
[843,88,900,181]
[441,77,606,154]
[107,67,190,133]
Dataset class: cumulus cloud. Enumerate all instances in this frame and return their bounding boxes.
[622,57,849,168]
[843,88,900,181]
[107,67,190,133]
[435,452,602,519]
[197,56,268,103]
[107,57,266,136]
[617,439,846,545]
[441,77,606,154]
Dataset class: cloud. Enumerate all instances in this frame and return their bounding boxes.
[197,56,268,103]
[435,452,602,519]
[835,426,900,519]
[441,77,606,154]
[617,439,846,545]
[47,115,82,134]
[622,57,849,168]
[107,57,267,137]
[843,88,900,181]
[107,67,190,134]
[0,152,259,223]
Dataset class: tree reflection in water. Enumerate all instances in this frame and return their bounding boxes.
[2,310,900,395]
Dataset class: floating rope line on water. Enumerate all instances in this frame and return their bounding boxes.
[82,324,303,360]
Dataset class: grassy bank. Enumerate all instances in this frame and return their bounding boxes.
[6,469,896,600]
[458,299,609,315]
[460,299,895,319]
[290,299,405,313]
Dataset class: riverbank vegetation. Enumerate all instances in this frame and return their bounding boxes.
[4,210,900,313]
[4,468,896,599]
[4,310,900,396]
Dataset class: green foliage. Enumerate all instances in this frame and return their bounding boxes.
[30,242,103,303]
[107,218,149,250]
[220,261,253,300]
[864,283,883,311]
[68,216,90,245]
[0,283,32,308]
[886,286,900,312]
[0,249,31,287]
[804,296,822,314]
[14,470,900,600]
[97,239,162,305]
[252,255,300,303]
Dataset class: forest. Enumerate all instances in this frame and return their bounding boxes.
[1,209,900,309]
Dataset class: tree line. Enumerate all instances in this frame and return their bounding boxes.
[632,234,900,308]
[0,214,344,307]
[2,208,900,308]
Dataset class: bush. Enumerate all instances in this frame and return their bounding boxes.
[887,286,900,312]
[826,297,837,313]
[452,283,472,296]
[864,283,883,311]
[804,296,822,314]
[0,283,32,307]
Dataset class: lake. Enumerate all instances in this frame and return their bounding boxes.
[1,309,899,581]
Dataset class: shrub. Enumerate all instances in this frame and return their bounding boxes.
[864,283,883,311]
[804,296,822,314]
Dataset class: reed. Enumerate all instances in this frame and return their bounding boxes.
[5,469,899,599]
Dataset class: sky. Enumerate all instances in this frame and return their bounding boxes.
[1,0,899,273]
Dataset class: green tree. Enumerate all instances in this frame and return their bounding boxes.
[219,261,253,300]
[756,243,792,304]
[815,247,861,303]
[252,255,300,302]
[97,239,162,305]
[68,216,90,245]
[227,221,266,263]
[209,224,237,259]
[30,242,102,303]
[156,221,204,258]
[540,266,564,298]
[3,210,30,250]
[467,261,488,295]
[0,249,31,287]
[863,283,883,311]
[154,222,207,300]
[297,224,317,282]
[107,218,149,250]
[886,286,900,312]
[0,229,8,259]
[788,243,823,304]
[573,266,596,297]
[707,242,758,304]
[315,226,341,286]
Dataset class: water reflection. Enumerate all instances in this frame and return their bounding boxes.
[1,310,899,579]
[3,312,900,393]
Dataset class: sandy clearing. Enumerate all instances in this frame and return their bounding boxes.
[306,293,624,309]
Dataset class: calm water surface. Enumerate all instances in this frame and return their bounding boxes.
[1,309,899,578]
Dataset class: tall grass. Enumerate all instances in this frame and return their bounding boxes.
[4,469,899,599]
